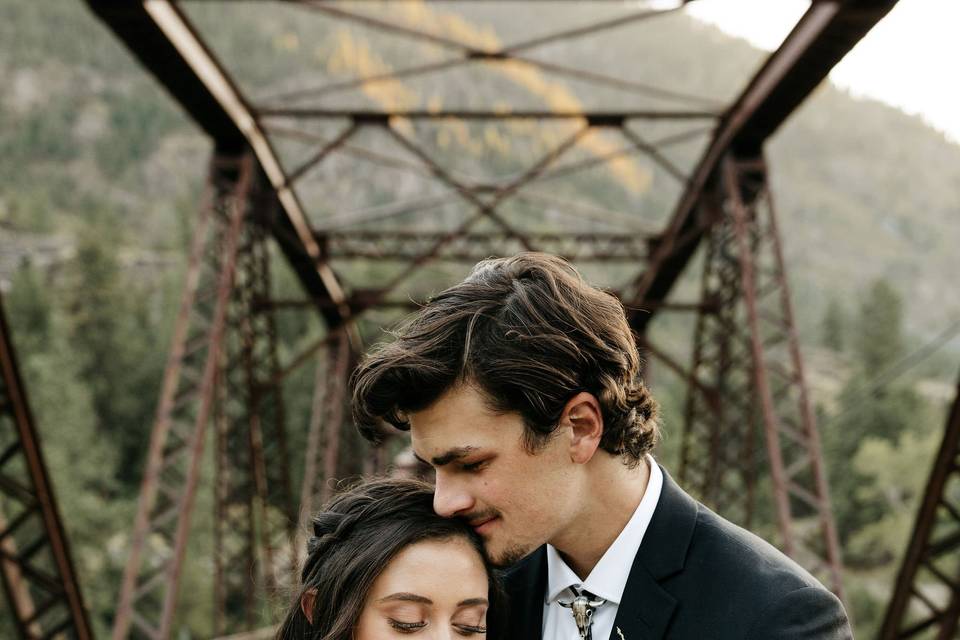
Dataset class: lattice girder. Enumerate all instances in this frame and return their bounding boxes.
[880,371,960,639]
[678,155,845,600]
[113,154,253,640]
[0,295,93,640]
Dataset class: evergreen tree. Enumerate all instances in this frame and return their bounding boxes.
[18,311,127,637]
[5,260,52,356]
[821,297,846,352]
[854,278,904,373]
[63,226,165,491]
[5,267,131,637]
[822,277,932,563]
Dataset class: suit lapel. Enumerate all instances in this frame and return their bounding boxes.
[609,563,676,640]
[500,546,547,640]
[608,465,698,640]
[501,466,699,640]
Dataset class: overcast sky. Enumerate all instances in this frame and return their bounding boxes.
[683,0,960,144]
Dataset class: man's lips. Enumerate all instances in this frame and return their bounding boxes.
[468,516,498,534]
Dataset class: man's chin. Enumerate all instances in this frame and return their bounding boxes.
[489,541,535,569]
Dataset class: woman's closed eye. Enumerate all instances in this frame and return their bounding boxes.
[452,608,487,636]
[454,622,487,636]
[388,618,426,633]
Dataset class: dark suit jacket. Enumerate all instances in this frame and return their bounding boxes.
[497,466,852,640]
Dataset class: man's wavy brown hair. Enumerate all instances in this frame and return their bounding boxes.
[351,252,660,466]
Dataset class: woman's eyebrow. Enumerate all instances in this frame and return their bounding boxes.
[377,592,432,604]
[457,598,489,607]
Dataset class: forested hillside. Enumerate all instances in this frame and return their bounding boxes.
[1,1,958,637]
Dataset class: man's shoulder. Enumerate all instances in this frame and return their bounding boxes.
[497,473,850,638]
[673,506,850,637]
[499,470,828,597]
[681,502,825,595]
[646,484,849,637]
[648,466,826,595]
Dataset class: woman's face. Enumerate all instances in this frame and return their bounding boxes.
[355,536,489,638]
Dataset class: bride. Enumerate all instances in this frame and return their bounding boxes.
[276,477,504,638]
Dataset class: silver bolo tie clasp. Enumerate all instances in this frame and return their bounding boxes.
[558,588,606,640]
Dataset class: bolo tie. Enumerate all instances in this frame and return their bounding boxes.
[558,586,606,640]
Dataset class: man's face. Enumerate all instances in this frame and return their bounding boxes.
[408,383,579,567]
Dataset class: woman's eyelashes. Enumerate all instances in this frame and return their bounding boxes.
[454,623,487,635]
[387,618,426,633]
[385,619,487,635]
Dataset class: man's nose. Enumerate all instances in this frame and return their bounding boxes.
[433,474,474,518]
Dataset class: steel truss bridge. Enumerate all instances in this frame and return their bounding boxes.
[3,1,959,638]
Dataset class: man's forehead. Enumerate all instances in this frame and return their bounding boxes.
[407,391,498,445]
[407,384,524,460]
[409,382,495,423]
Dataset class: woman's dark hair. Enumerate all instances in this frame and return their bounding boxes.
[275,477,504,640]
[351,252,660,466]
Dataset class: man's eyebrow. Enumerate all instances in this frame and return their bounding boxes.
[457,597,489,607]
[377,592,432,605]
[415,446,481,467]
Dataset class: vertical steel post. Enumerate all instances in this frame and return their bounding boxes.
[678,184,760,528]
[721,154,845,600]
[213,277,257,636]
[0,294,93,640]
[298,327,350,530]
[879,369,960,639]
[239,190,296,610]
[724,157,796,557]
[320,334,350,504]
[112,152,253,640]
[214,167,297,635]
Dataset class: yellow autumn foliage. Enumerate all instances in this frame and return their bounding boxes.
[322,0,650,193]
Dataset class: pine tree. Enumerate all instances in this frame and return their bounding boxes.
[6,260,51,356]
[853,278,904,373]
[822,277,930,563]
[821,297,846,352]
[63,226,165,491]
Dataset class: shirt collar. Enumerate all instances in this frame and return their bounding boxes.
[545,455,663,605]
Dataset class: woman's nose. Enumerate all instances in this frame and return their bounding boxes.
[428,626,460,640]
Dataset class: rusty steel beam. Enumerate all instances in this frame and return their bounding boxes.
[236,211,297,610]
[213,336,257,635]
[243,215,297,595]
[321,332,352,504]
[77,4,901,631]
[676,180,760,528]
[0,296,93,640]
[315,231,651,263]
[214,208,296,635]
[291,2,718,110]
[328,122,597,316]
[722,155,845,599]
[112,153,252,640]
[295,327,352,565]
[627,0,898,333]
[258,108,716,122]
[668,155,845,600]
[879,369,960,639]
[85,0,351,332]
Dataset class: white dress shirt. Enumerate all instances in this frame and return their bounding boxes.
[542,455,663,640]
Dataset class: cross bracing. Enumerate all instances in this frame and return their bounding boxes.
[3,1,926,638]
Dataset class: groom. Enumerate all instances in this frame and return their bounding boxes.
[351,253,852,639]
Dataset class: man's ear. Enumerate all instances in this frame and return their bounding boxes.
[300,588,317,624]
[562,392,603,464]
